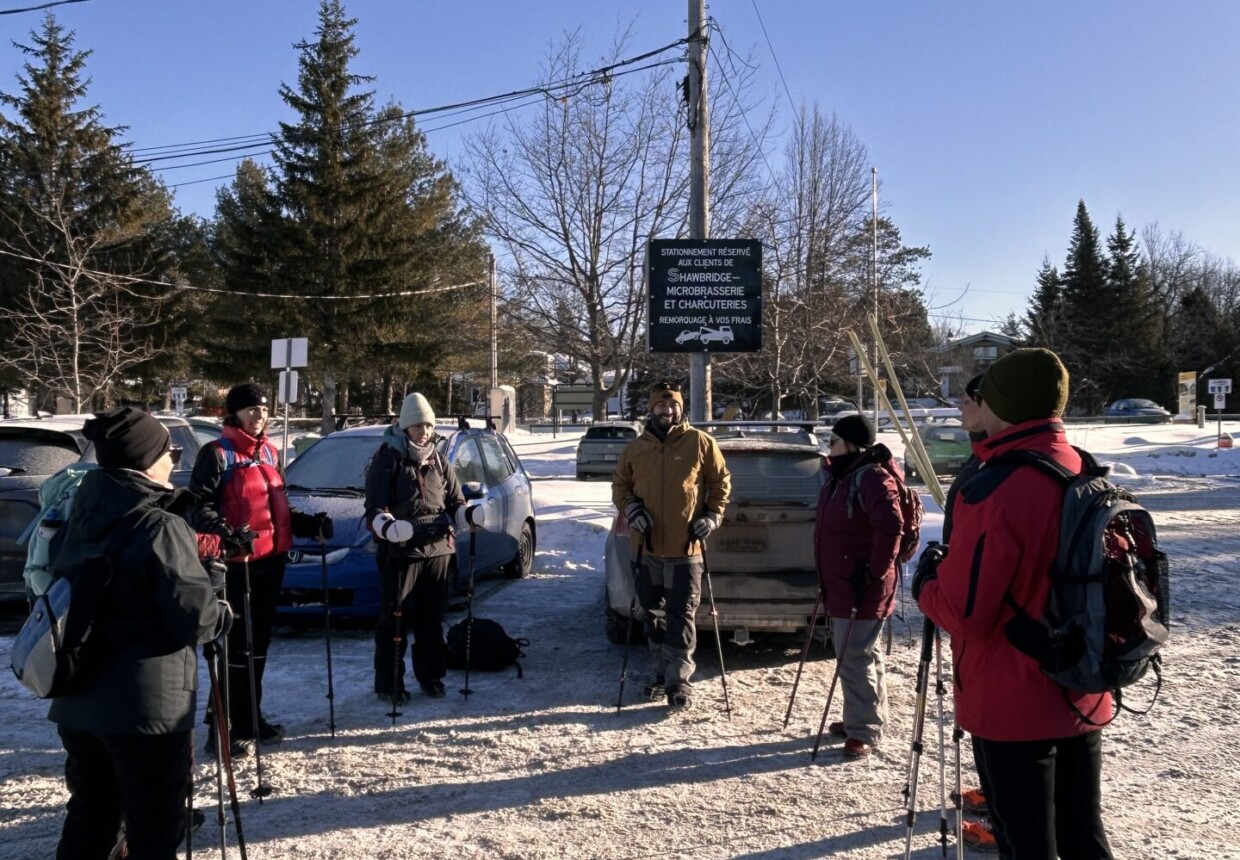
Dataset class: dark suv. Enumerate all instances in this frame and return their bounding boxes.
[0,414,200,602]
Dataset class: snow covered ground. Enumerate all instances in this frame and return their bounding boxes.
[2,421,1239,859]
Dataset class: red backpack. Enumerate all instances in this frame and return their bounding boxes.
[846,456,924,565]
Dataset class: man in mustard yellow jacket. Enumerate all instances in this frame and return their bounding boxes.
[612,381,731,709]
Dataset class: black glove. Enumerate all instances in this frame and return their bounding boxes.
[221,524,258,557]
[290,510,329,540]
[912,542,947,601]
[203,556,228,596]
[849,563,873,602]
[313,512,333,540]
[207,599,234,655]
[624,501,652,535]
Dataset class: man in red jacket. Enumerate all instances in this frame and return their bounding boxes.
[914,348,1113,859]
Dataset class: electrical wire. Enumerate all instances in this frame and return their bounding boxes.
[0,247,487,301]
[707,29,778,191]
[0,0,89,14]
[748,0,799,118]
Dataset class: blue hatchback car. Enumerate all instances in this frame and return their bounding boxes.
[276,423,536,619]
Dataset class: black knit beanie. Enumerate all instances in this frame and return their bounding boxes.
[83,406,171,471]
[832,414,876,449]
[979,348,1069,425]
[226,383,268,415]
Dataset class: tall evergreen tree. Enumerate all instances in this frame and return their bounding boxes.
[1059,200,1110,411]
[212,1,485,429]
[0,15,178,410]
[1024,256,1064,349]
[1105,216,1165,399]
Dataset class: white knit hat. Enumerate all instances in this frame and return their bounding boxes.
[398,392,436,429]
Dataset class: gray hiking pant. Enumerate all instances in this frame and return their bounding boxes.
[633,555,702,689]
[831,615,888,745]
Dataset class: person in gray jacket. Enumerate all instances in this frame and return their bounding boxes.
[48,407,226,860]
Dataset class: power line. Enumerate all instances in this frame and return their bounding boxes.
[748,0,798,118]
[0,247,487,301]
[0,0,89,14]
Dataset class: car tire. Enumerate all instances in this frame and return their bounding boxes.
[504,520,535,579]
[605,604,646,645]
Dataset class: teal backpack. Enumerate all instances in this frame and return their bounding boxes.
[18,463,98,601]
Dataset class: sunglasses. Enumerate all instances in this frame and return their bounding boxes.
[168,446,182,466]
[652,380,682,393]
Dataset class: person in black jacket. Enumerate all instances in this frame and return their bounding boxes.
[365,393,468,701]
[49,407,227,860]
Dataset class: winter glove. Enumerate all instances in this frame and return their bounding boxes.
[203,556,228,596]
[291,510,333,540]
[221,524,258,558]
[912,542,947,601]
[624,502,652,535]
[690,511,722,541]
[211,599,234,646]
[849,562,873,602]
[371,512,414,543]
[464,504,485,529]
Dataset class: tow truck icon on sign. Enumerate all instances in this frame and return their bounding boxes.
[699,324,733,345]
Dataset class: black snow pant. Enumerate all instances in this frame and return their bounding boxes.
[220,553,286,738]
[633,554,703,690]
[374,554,452,693]
[973,730,1113,860]
[56,726,192,860]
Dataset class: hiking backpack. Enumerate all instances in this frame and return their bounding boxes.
[18,463,98,600]
[446,617,528,677]
[995,448,1169,719]
[847,458,925,565]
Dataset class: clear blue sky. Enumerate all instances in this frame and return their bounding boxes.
[3,0,1237,332]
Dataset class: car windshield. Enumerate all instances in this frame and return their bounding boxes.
[1125,400,1161,409]
[0,435,81,477]
[285,434,382,490]
[725,452,823,506]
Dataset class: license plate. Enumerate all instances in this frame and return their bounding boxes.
[716,525,767,552]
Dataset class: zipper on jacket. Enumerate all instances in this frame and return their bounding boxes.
[964,532,986,619]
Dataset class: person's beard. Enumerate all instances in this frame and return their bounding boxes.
[654,410,679,431]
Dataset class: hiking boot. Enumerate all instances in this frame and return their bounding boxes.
[667,684,693,710]
[643,675,666,700]
[420,680,446,698]
[204,729,252,760]
[842,738,872,758]
[828,721,847,739]
[258,719,285,745]
[952,787,988,815]
[377,689,411,704]
[962,818,999,852]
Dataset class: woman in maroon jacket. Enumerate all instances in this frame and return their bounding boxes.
[915,348,1113,859]
[813,414,903,758]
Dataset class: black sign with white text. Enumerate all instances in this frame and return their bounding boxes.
[647,238,762,353]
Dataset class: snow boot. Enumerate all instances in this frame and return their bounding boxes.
[377,689,411,705]
[667,683,693,710]
[962,818,999,852]
[258,718,285,745]
[951,787,988,815]
[643,675,666,700]
[420,680,447,698]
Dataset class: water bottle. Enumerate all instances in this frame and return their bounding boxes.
[37,506,64,541]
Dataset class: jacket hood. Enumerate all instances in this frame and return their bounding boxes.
[71,468,175,542]
[382,421,409,455]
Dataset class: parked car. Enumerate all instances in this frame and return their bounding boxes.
[0,414,200,603]
[603,424,825,644]
[575,421,642,480]
[904,422,972,482]
[818,398,859,417]
[188,416,223,446]
[1104,398,1173,424]
[277,423,536,619]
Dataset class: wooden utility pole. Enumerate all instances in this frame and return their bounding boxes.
[687,0,711,423]
[489,253,498,392]
[872,167,879,424]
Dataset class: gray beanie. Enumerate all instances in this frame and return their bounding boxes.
[398,392,436,429]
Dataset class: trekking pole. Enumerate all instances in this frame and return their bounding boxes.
[460,512,478,699]
[186,756,194,860]
[240,557,273,802]
[934,627,950,858]
[783,587,823,729]
[206,641,248,860]
[389,562,408,726]
[701,553,732,719]
[810,607,856,760]
[616,544,643,711]
[952,723,964,860]
[318,534,336,738]
[902,617,936,860]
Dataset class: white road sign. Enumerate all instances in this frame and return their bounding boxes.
[1207,378,1232,394]
[271,337,308,369]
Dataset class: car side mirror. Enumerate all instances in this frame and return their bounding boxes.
[462,481,485,500]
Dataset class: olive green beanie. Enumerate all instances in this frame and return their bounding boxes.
[979,348,1070,424]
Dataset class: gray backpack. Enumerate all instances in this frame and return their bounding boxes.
[996,448,1169,723]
